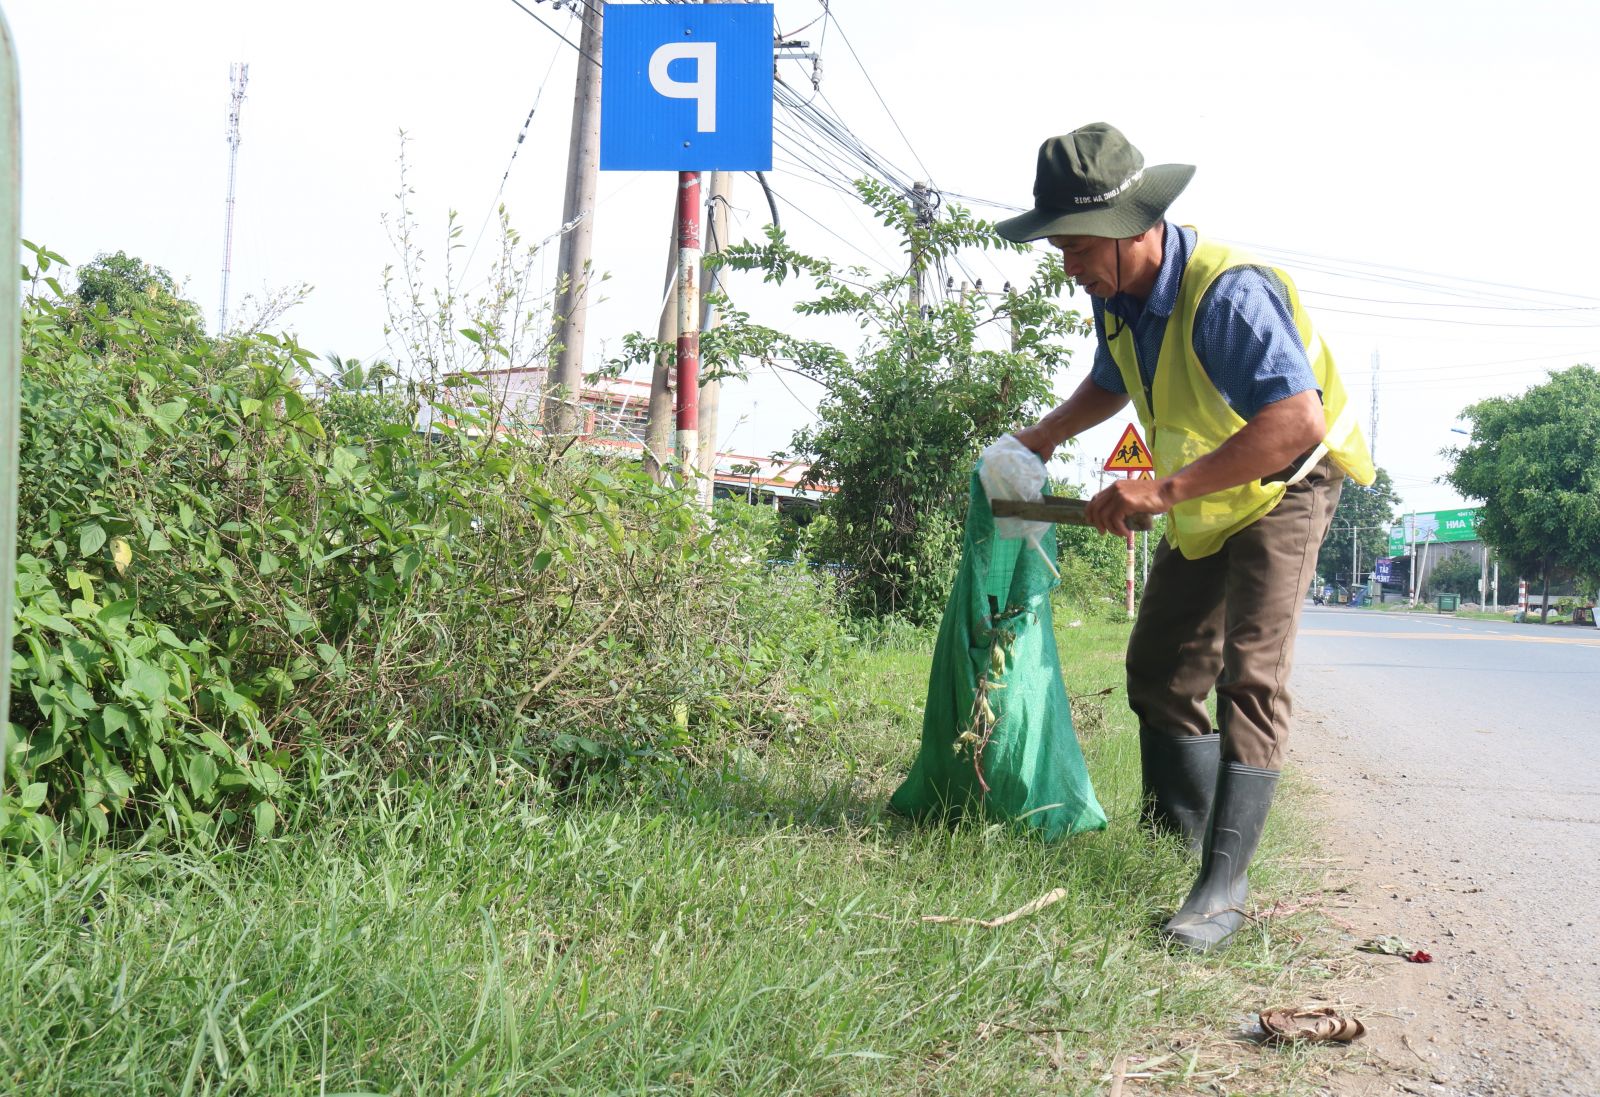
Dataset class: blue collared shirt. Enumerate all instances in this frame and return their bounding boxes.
[1088,223,1320,419]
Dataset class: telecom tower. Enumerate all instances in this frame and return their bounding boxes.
[1369,349,1380,464]
[218,63,249,334]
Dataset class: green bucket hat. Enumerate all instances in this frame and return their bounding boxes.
[996,123,1195,243]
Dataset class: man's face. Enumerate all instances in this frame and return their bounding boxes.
[1047,234,1121,298]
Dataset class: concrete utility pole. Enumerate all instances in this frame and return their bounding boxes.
[909,181,931,314]
[546,0,604,439]
[1351,522,1359,592]
[696,170,731,506]
[1004,281,1021,353]
[218,63,248,334]
[1369,349,1380,464]
[644,200,679,483]
[1408,511,1418,604]
[0,11,22,730]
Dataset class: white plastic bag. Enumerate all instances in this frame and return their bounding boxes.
[978,435,1059,578]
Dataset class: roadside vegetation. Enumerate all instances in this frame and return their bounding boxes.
[5,617,1342,1095]
[5,200,1341,1094]
[1446,365,1600,621]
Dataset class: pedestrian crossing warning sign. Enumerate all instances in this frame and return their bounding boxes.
[1104,423,1154,472]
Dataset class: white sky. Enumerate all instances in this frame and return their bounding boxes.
[9,0,1600,517]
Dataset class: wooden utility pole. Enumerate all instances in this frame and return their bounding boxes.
[696,170,730,504]
[546,0,604,439]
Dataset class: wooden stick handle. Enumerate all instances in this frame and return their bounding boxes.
[991,495,1155,532]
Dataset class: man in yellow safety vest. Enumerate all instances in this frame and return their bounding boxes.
[1000,123,1375,952]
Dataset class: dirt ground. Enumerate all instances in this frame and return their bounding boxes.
[1289,695,1600,1097]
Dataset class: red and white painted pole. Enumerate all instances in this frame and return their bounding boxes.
[1518,577,1528,618]
[1125,470,1136,619]
[675,170,702,502]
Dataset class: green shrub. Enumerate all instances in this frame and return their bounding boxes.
[3,246,848,852]
[1049,489,1157,621]
[715,183,1088,626]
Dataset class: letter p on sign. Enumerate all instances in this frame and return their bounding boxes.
[649,43,717,133]
[600,4,773,171]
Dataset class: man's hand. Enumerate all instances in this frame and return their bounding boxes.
[1011,375,1132,466]
[1085,476,1171,537]
[1012,423,1058,463]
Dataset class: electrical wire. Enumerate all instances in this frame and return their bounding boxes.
[1234,238,1600,307]
[1301,288,1600,313]
[503,0,600,67]
[819,2,934,183]
[1309,304,1600,330]
[455,35,567,293]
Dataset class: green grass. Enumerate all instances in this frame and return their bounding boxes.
[2,614,1341,1095]
[1358,600,1585,624]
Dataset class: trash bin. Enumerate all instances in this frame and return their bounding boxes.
[1437,593,1460,613]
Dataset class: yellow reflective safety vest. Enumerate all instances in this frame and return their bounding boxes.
[1106,233,1375,559]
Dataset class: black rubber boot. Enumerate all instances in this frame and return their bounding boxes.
[1139,727,1221,853]
[1162,762,1280,953]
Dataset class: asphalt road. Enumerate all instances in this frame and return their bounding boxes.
[1290,607,1600,1096]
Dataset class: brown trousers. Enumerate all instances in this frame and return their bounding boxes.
[1126,460,1343,770]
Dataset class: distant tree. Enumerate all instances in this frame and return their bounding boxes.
[1317,467,1398,586]
[1446,365,1600,621]
[316,353,413,442]
[72,251,205,350]
[1425,549,1480,598]
[75,251,201,324]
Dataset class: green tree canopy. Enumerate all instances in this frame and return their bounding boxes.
[1317,466,1397,586]
[715,180,1090,623]
[1447,364,1600,619]
[1425,549,1480,597]
[75,251,201,323]
[70,251,206,350]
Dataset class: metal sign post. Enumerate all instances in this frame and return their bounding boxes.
[600,4,773,172]
[1103,424,1155,619]
[1124,472,1136,618]
[600,3,772,505]
[675,171,701,480]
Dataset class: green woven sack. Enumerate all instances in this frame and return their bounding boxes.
[888,470,1107,839]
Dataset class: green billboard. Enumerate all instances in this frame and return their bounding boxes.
[1387,507,1479,556]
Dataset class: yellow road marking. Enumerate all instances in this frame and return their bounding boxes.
[1301,627,1600,648]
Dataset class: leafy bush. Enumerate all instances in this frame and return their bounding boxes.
[717,182,1089,625]
[3,245,847,852]
[1425,550,1480,598]
[1053,521,1136,621]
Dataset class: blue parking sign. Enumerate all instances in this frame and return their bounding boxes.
[600,3,773,171]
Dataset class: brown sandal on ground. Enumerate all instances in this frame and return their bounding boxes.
[1259,1006,1367,1044]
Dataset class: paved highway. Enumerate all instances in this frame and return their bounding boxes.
[1290,607,1600,1096]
